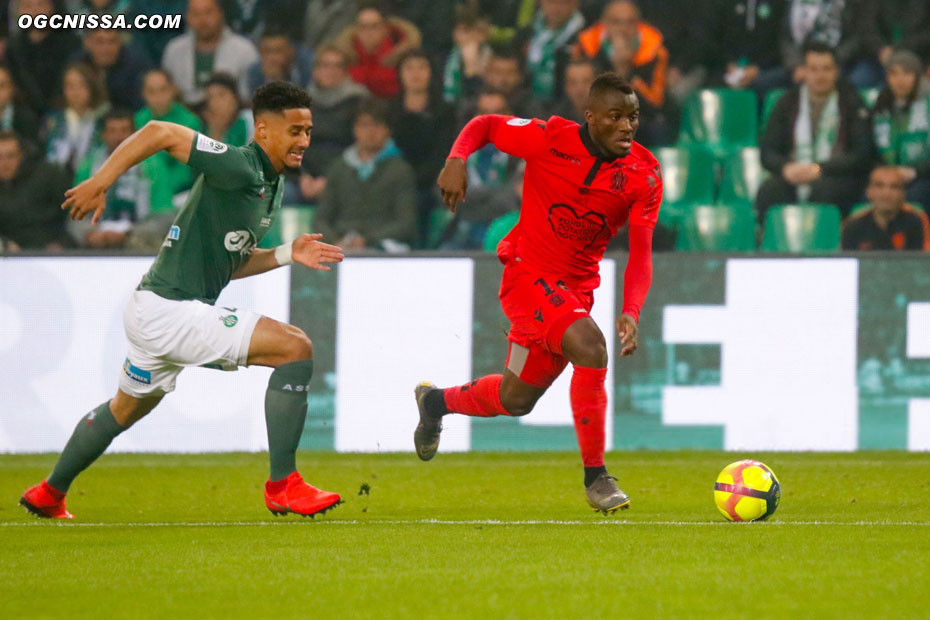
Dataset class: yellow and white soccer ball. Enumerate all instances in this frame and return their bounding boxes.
[714,459,781,522]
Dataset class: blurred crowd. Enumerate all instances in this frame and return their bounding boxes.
[0,0,929,254]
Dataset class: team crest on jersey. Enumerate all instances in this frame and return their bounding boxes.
[224,230,256,255]
[196,134,228,154]
[610,170,626,194]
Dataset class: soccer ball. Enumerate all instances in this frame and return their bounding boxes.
[714,459,781,522]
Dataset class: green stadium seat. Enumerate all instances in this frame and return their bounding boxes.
[674,203,757,251]
[483,211,519,252]
[654,144,717,228]
[760,88,786,132]
[761,203,841,252]
[259,206,314,249]
[718,147,767,209]
[679,89,758,157]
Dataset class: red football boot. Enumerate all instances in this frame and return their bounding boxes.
[20,480,73,519]
[264,472,341,518]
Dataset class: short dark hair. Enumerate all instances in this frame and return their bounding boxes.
[397,48,430,70]
[802,39,838,62]
[252,80,312,116]
[489,44,523,69]
[354,98,389,126]
[588,72,634,100]
[103,108,136,127]
[206,72,239,96]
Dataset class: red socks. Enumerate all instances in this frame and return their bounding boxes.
[570,366,607,467]
[443,374,509,417]
[442,366,607,469]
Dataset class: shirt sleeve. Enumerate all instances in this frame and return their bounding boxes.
[627,164,663,229]
[621,224,654,323]
[185,133,254,188]
[448,115,547,161]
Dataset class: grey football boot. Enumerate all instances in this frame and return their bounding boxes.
[413,381,442,461]
[585,472,631,514]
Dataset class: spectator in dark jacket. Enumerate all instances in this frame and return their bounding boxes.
[390,49,455,246]
[5,0,82,114]
[76,28,152,111]
[0,131,72,250]
[842,165,930,250]
[314,99,418,252]
[296,44,369,204]
[756,41,873,221]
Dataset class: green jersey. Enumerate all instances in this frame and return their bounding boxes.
[138,133,284,304]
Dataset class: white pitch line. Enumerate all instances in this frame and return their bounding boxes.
[0,519,927,528]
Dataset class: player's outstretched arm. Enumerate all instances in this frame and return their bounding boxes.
[61,121,196,224]
[231,234,344,280]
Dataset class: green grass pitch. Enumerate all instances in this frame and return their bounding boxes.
[2,451,928,619]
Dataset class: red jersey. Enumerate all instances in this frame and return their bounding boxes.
[448,114,662,320]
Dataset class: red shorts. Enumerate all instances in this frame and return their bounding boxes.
[499,260,594,388]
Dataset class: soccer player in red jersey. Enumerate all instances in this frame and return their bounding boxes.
[414,72,662,513]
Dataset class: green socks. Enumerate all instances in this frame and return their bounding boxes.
[265,360,313,481]
[47,401,125,493]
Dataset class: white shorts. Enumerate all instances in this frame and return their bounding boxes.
[119,290,261,397]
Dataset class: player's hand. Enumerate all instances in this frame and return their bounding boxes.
[616,313,639,357]
[438,157,467,212]
[61,177,108,224]
[291,233,345,271]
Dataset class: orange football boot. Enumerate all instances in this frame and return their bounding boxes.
[264,472,341,518]
[20,480,73,519]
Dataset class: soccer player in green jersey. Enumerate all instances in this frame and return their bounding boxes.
[20,82,345,519]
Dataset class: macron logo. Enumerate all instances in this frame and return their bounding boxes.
[549,148,581,165]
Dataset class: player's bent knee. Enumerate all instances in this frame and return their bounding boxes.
[283,327,313,363]
[564,322,608,368]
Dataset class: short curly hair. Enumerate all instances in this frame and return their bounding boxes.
[252,81,312,117]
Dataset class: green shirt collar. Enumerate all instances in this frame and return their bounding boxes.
[249,141,280,181]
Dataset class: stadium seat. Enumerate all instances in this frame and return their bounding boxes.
[674,203,757,251]
[679,89,758,157]
[654,144,717,227]
[760,88,786,132]
[718,147,767,209]
[760,203,841,252]
[483,211,519,252]
[259,206,314,248]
